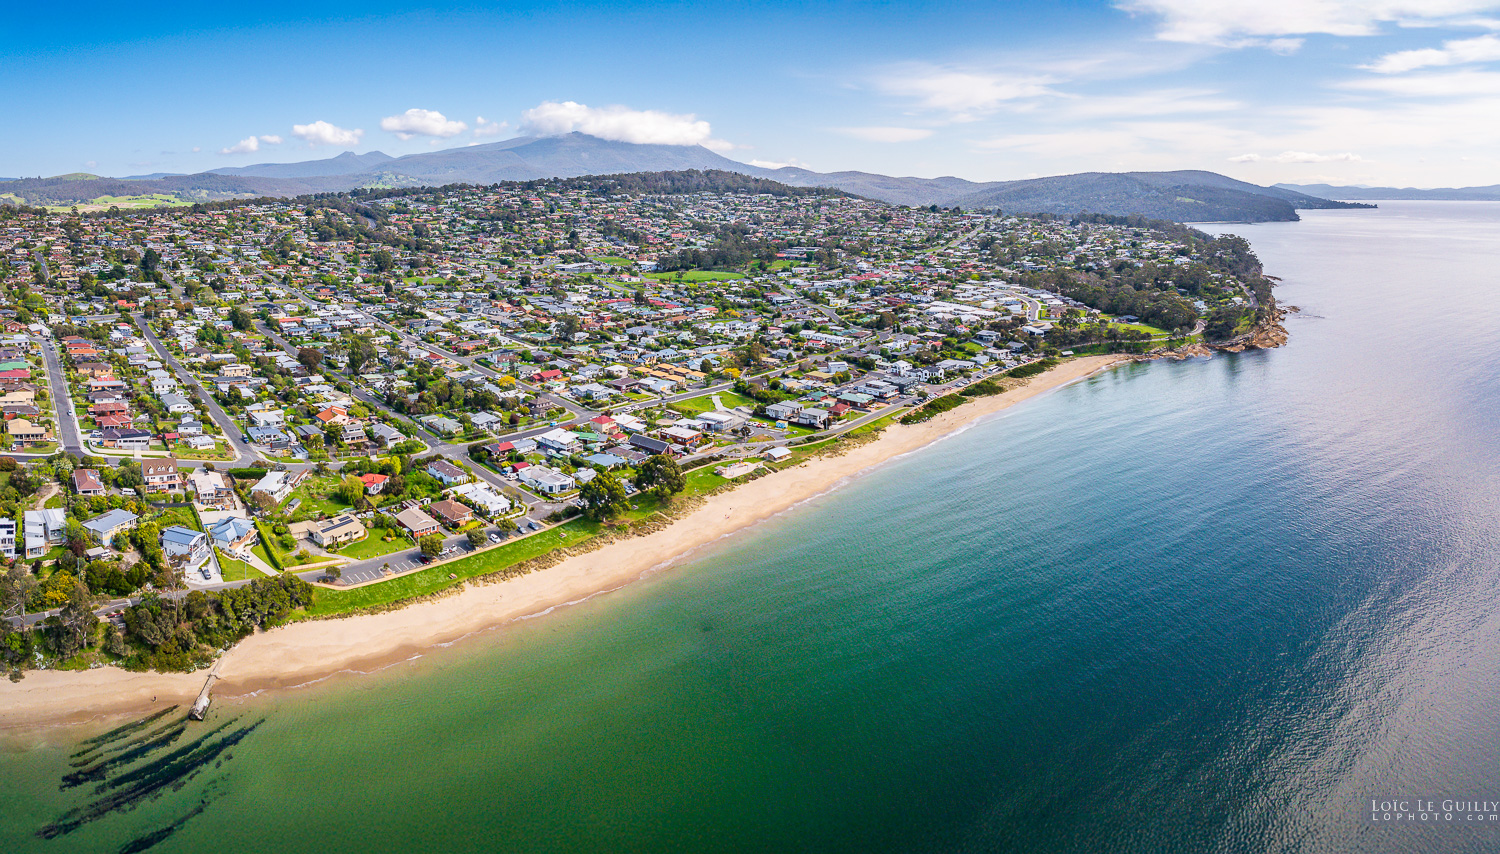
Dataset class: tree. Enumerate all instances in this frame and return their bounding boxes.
[419,533,444,558]
[579,471,629,520]
[337,474,364,506]
[636,454,685,500]
[297,348,323,370]
[346,335,378,375]
[229,306,254,331]
[466,529,486,549]
[51,582,97,660]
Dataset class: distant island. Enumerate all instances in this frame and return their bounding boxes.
[1276,182,1500,201]
[2,133,1373,223]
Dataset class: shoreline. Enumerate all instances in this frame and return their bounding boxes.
[0,355,1130,733]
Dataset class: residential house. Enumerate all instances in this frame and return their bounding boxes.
[449,482,510,516]
[425,460,470,486]
[100,427,152,450]
[428,498,474,528]
[161,525,211,574]
[83,508,139,545]
[311,514,366,548]
[0,517,14,560]
[395,507,441,538]
[187,469,234,507]
[24,508,65,558]
[359,473,389,494]
[141,459,183,493]
[8,419,51,447]
[519,465,575,495]
[72,468,106,496]
[251,470,304,504]
[208,516,258,553]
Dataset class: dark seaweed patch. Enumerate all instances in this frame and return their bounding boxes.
[116,801,209,854]
[70,707,178,756]
[38,718,263,840]
[62,720,189,789]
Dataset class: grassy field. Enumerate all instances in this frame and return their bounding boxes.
[62,194,193,213]
[333,527,412,561]
[645,270,745,282]
[590,255,635,265]
[286,474,352,520]
[152,506,201,532]
[303,519,600,616]
[1111,321,1175,338]
[668,390,756,416]
[218,553,265,582]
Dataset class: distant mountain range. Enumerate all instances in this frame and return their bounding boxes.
[0,133,1373,222]
[1277,183,1500,201]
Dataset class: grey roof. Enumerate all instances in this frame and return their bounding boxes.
[84,508,139,535]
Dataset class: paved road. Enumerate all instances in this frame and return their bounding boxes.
[134,316,250,464]
[39,336,84,454]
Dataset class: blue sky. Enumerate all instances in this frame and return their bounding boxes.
[7,0,1500,187]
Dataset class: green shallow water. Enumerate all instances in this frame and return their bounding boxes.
[6,202,1500,853]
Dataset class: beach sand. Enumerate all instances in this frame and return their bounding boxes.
[0,355,1128,731]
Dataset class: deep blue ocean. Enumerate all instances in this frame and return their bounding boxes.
[5,201,1500,853]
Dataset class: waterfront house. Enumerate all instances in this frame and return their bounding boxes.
[312,514,366,548]
[395,507,441,538]
[161,525,211,574]
[84,508,139,545]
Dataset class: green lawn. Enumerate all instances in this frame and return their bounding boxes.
[152,506,201,532]
[218,553,266,582]
[332,528,412,561]
[590,255,634,265]
[1111,321,1174,338]
[645,270,745,282]
[286,473,352,520]
[303,519,600,617]
[667,390,756,416]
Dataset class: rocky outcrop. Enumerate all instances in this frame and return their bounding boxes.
[1211,304,1289,352]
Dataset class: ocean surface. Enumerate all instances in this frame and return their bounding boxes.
[5,201,1500,853]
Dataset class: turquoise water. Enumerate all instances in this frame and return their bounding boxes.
[6,202,1500,852]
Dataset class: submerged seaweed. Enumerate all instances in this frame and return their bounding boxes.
[38,717,263,840]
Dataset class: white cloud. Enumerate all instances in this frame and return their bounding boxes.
[472,116,510,139]
[749,158,811,170]
[1117,0,1500,47]
[85,160,97,169]
[220,137,256,155]
[1230,150,1367,162]
[192,146,201,153]
[833,126,934,142]
[519,100,731,148]
[1340,68,1500,95]
[381,108,469,140]
[1363,33,1500,71]
[291,120,364,147]
[875,66,1056,118]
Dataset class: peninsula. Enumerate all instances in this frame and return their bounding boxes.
[0,171,1288,724]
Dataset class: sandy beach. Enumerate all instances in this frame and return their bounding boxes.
[0,355,1128,731]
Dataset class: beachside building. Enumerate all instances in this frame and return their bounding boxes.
[395,507,441,538]
[519,465,575,495]
[161,525,211,574]
[427,498,474,528]
[311,514,365,548]
[23,508,65,558]
[84,508,139,546]
[208,516,258,553]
